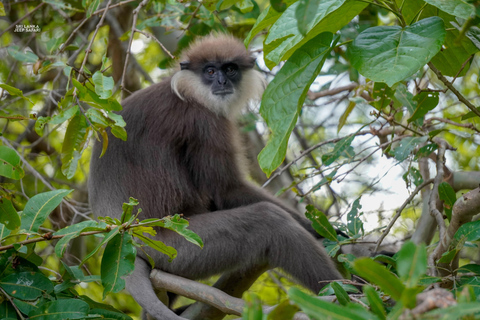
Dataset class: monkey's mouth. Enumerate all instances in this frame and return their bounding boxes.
[212,89,234,96]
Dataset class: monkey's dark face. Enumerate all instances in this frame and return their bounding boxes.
[203,62,242,96]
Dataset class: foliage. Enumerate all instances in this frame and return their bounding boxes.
[1,0,480,319]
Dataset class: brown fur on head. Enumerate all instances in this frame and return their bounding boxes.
[171,34,265,118]
[180,34,256,71]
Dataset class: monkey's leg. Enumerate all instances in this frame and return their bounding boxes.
[126,258,187,320]
[155,202,342,295]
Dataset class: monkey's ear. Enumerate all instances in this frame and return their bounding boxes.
[180,61,190,70]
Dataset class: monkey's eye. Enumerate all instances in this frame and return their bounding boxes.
[205,67,216,77]
[225,65,238,77]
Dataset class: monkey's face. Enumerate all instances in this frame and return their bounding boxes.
[202,62,242,97]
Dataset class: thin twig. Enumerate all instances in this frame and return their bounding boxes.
[428,62,480,118]
[375,178,435,252]
[262,130,372,188]
[121,0,150,92]
[425,117,480,133]
[77,0,113,77]
[133,28,175,59]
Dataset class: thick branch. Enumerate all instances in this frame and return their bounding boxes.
[150,269,244,316]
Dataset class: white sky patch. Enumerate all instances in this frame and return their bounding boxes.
[131,39,146,54]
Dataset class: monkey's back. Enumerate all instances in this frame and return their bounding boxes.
[88,78,242,221]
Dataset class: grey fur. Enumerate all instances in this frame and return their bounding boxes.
[88,35,342,320]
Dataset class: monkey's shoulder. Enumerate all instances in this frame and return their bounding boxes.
[121,78,179,112]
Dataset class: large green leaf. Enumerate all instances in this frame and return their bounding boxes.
[430,14,479,76]
[258,32,334,176]
[264,0,367,68]
[0,272,54,300]
[28,299,89,320]
[347,17,446,87]
[101,232,136,298]
[423,0,475,19]
[353,258,405,301]
[244,0,297,45]
[20,189,73,232]
[396,241,427,288]
[0,146,25,180]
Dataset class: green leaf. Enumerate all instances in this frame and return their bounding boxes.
[236,0,254,13]
[0,223,11,239]
[0,84,33,104]
[162,215,203,248]
[438,182,456,221]
[331,282,350,306]
[243,292,263,320]
[270,0,288,12]
[402,167,423,188]
[423,0,475,19]
[321,135,355,166]
[454,220,480,242]
[54,220,108,258]
[121,198,139,224]
[338,99,357,133]
[305,205,337,241]
[353,258,405,301]
[391,136,429,162]
[348,17,446,87]
[394,84,417,120]
[415,143,438,159]
[264,0,367,68]
[81,226,120,264]
[101,232,136,298]
[364,286,386,320]
[0,146,25,180]
[92,71,115,99]
[347,198,364,236]
[61,113,89,179]
[0,2,5,16]
[289,287,373,319]
[0,271,53,300]
[258,32,335,176]
[409,92,439,124]
[86,0,101,17]
[430,15,479,77]
[295,0,320,35]
[266,299,299,320]
[371,83,394,110]
[133,232,177,261]
[396,241,427,287]
[245,5,283,46]
[20,189,73,232]
[50,105,79,125]
[0,199,20,230]
[28,299,89,320]
[7,46,38,63]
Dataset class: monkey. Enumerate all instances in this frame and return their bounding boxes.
[88,34,343,320]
